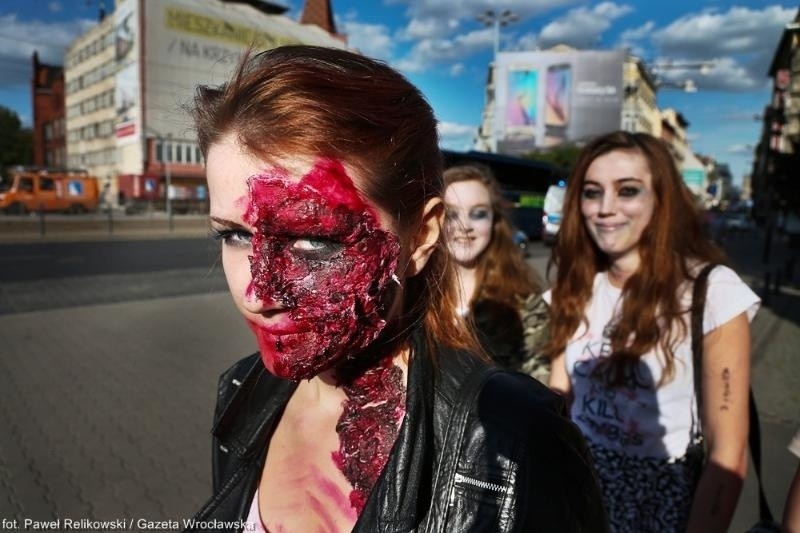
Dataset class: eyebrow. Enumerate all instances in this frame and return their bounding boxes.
[209,216,245,228]
[583,177,645,186]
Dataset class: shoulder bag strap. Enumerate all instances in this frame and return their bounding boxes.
[691,263,775,523]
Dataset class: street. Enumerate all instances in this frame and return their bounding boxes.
[0,231,797,529]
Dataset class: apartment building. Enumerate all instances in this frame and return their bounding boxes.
[64,0,345,209]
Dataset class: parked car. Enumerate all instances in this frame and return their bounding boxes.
[541,182,566,245]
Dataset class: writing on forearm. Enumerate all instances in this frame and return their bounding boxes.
[720,368,731,412]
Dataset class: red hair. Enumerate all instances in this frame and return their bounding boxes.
[545,131,726,385]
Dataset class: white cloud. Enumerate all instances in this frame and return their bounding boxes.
[389,0,582,73]
[398,17,460,40]
[727,143,754,154]
[396,27,494,73]
[389,0,579,21]
[438,120,477,151]
[639,6,795,93]
[652,6,794,59]
[619,21,654,43]
[651,5,793,90]
[0,14,94,87]
[538,2,634,49]
[439,121,475,136]
[449,63,466,76]
[657,56,767,92]
[341,21,395,61]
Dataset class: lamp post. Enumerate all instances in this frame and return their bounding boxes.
[165,134,173,231]
[476,9,519,60]
[650,59,715,92]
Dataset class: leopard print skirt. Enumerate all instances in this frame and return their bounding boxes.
[588,440,705,533]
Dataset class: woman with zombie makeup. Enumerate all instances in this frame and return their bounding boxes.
[186,45,607,532]
[443,164,550,383]
[545,131,760,533]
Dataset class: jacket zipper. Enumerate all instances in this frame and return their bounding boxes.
[453,472,507,493]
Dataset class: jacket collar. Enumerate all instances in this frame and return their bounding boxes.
[212,355,297,460]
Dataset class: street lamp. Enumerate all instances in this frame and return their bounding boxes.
[650,59,715,92]
[476,9,519,60]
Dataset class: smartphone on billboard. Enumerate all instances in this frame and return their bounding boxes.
[545,63,571,133]
[505,68,538,133]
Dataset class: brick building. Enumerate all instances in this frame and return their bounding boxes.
[31,52,66,168]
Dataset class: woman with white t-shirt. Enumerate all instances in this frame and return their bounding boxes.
[545,131,760,533]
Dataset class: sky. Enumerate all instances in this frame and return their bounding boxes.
[0,1,796,185]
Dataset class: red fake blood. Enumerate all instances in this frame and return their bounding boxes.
[243,158,400,381]
[332,356,406,512]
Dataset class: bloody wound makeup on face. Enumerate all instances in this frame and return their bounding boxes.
[244,158,401,381]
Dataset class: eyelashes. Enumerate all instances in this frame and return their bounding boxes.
[211,228,343,260]
[211,228,252,248]
[581,186,644,200]
[444,207,493,224]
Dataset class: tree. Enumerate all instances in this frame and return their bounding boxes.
[0,105,34,174]
[522,143,582,172]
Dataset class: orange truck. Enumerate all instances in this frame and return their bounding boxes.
[0,168,100,214]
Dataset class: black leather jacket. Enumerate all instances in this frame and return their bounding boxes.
[186,331,607,532]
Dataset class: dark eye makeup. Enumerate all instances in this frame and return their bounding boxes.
[289,237,343,261]
[211,227,252,248]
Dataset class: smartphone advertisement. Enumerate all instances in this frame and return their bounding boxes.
[506,68,538,134]
[495,49,624,154]
[545,63,571,145]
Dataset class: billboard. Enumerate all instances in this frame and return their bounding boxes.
[495,49,625,154]
[114,0,140,147]
[143,0,346,139]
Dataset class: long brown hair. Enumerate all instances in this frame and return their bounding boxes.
[443,164,541,307]
[545,131,726,385]
[192,45,480,357]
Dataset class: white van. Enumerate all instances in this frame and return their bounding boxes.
[542,182,566,244]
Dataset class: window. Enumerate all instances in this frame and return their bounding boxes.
[19,178,34,193]
[40,178,56,191]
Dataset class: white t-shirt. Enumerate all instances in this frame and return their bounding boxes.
[546,266,760,459]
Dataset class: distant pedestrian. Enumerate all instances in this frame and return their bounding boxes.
[545,131,760,532]
[784,428,800,532]
[186,45,606,532]
[443,163,550,383]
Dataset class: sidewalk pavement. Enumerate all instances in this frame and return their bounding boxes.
[721,229,800,531]
[0,289,255,523]
[0,214,209,243]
